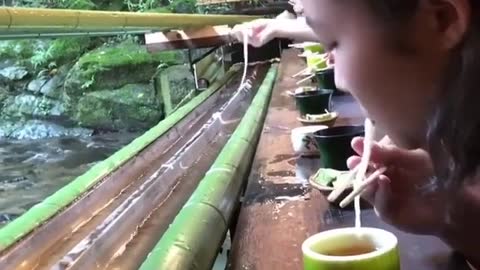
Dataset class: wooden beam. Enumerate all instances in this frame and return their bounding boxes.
[145,25,234,52]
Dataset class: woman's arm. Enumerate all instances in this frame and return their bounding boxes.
[231,17,319,48]
[272,17,319,42]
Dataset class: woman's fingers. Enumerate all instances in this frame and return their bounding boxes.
[351,136,364,155]
[347,155,377,173]
[253,25,275,47]
[231,19,274,47]
[347,154,388,204]
[351,136,416,168]
[360,178,378,204]
[347,155,361,170]
[369,174,391,215]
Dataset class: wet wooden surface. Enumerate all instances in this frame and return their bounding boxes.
[229,49,470,270]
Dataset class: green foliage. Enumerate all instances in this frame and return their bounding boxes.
[30,50,53,70]
[66,0,97,9]
[145,6,172,13]
[124,0,157,11]
[18,0,96,9]
[169,0,197,13]
[93,0,126,11]
[197,2,230,14]
[30,37,92,69]
[0,40,36,60]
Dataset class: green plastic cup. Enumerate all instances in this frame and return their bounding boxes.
[306,54,327,71]
[303,227,400,270]
[294,89,333,116]
[316,68,336,90]
[304,43,325,54]
[315,68,347,96]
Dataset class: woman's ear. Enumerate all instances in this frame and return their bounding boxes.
[422,0,471,49]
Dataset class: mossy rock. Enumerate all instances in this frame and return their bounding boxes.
[0,66,29,81]
[163,65,195,107]
[0,119,92,140]
[64,40,183,96]
[1,94,65,119]
[0,87,9,110]
[72,83,163,130]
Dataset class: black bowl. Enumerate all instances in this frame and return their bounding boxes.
[294,89,333,116]
[313,125,365,170]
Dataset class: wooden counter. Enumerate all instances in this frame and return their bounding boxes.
[229,49,470,270]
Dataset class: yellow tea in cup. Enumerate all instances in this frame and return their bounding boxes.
[302,227,400,270]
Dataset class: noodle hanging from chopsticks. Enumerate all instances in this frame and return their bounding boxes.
[355,119,375,228]
[239,30,249,90]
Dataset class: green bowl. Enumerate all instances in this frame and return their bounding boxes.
[294,89,333,116]
[313,125,364,170]
[303,227,400,270]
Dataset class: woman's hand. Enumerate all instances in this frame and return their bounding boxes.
[231,17,319,48]
[230,19,281,48]
[347,136,447,235]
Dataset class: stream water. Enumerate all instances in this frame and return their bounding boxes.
[0,132,140,226]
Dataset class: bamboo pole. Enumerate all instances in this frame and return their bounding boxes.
[0,7,259,32]
[0,28,154,39]
[139,64,278,270]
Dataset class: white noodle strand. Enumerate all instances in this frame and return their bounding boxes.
[355,118,375,228]
[239,30,249,90]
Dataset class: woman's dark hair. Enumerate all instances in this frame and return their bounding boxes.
[365,0,480,189]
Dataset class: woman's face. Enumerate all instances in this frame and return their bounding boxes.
[301,0,450,148]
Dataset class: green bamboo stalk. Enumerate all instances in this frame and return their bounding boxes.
[0,65,241,252]
[195,54,216,78]
[171,88,196,112]
[160,71,174,116]
[0,7,259,31]
[200,60,222,82]
[139,63,278,270]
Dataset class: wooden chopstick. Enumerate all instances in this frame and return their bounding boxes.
[327,165,360,202]
[292,67,310,78]
[339,166,387,208]
[296,74,315,85]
